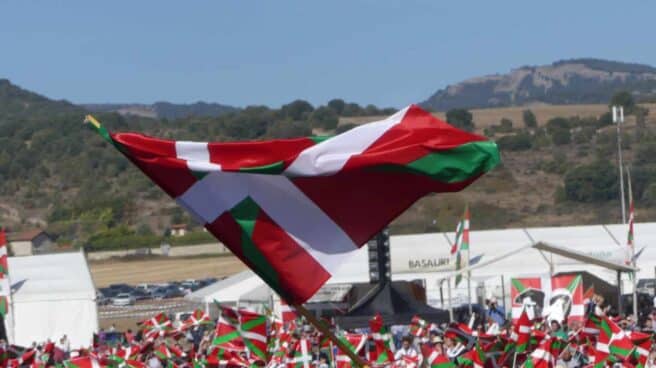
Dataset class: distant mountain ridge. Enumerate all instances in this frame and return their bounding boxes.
[83,101,239,120]
[421,58,656,111]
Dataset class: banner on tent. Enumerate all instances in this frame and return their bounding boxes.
[511,274,584,324]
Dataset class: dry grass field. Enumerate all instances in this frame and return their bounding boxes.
[89,255,246,287]
[341,103,656,132]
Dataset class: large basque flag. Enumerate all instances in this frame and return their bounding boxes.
[86,104,500,303]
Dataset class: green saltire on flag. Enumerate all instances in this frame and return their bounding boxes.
[457,355,474,367]
[193,359,207,368]
[230,197,283,297]
[375,349,392,364]
[565,275,582,294]
[241,318,268,361]
[512,278,528,294]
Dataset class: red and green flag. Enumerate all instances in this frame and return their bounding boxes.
[63,356,102,368]
[212,316,245,352]
[206,347,248,367]
[238,309,268,363]
[409,315,428,338]
[153,344,184,361]
[512,308,532,353]
[286,338,312,368]
[457,341,485,368]
[369,314,394,364]
[334,333,367,368]
[524,337,564,368]
[139,313,173,340]
[181,309,212,331]
[86,105,499,303]
[421,345,455,368]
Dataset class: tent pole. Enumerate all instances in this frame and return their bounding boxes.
[447,278,453,322]
[292,301,368,367]
[617,271,623,315]
[501,274,506,311]
[467,272,473,316]
[439,280,444,307]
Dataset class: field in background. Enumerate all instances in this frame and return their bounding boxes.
[89,255,245,287]
[341,103,656,131]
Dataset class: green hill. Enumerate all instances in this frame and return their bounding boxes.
[2,77,656,251]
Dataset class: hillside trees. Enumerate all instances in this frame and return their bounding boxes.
[563,160,618,202]
[523,109,537,128]
[446,108,474,132]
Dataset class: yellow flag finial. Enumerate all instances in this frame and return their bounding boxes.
[84,114,101,129]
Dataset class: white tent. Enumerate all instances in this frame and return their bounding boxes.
[186,270,270,310]
[188,222,654,311]
[8,252,98,348]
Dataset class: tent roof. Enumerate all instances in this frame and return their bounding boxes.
[9,252,96,303]
[533,242,637,273]
[335,282,450,328]
[186,270,268,304]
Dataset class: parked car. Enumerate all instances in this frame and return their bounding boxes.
[112,293,136,306]
[150,289,167,300]
[131,288,151,301]
[96,291,110,305]
[99,287,119,299]
[162,286,185,298]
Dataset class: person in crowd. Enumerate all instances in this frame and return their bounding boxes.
[486,297,506,327]
[147,354,163,368]
[647,348,656,368]
[444,334,465,361]
[394,335,421,363]
[124,328,135,344]
[431,335,444,355]
[556,344,582,368]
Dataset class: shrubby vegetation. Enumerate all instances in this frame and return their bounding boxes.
[0,79,402,250]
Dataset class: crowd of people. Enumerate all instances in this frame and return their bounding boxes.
[4,296,656,368]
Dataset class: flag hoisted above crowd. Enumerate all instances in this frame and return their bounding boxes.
[85,105,500,304]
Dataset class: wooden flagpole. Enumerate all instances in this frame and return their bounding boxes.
[291,302,369,367]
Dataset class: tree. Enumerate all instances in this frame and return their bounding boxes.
[327,99,346,115]
[634,106,649,136]
[342,103,364,117]
[446,108,474,132]
[497,133,531,151]
[546,117,570,135]
[266,120,312,138]
[499,118,513,133]
[280,100,314,121]
[609,91,635,113]
[522,109,537,129]
[309,106,338,130]
[563,160,618,202]
[551,128,571,145]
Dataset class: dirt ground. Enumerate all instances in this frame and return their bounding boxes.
[89,255,246,287]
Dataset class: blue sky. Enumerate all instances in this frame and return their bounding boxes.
[1,1,655,108]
